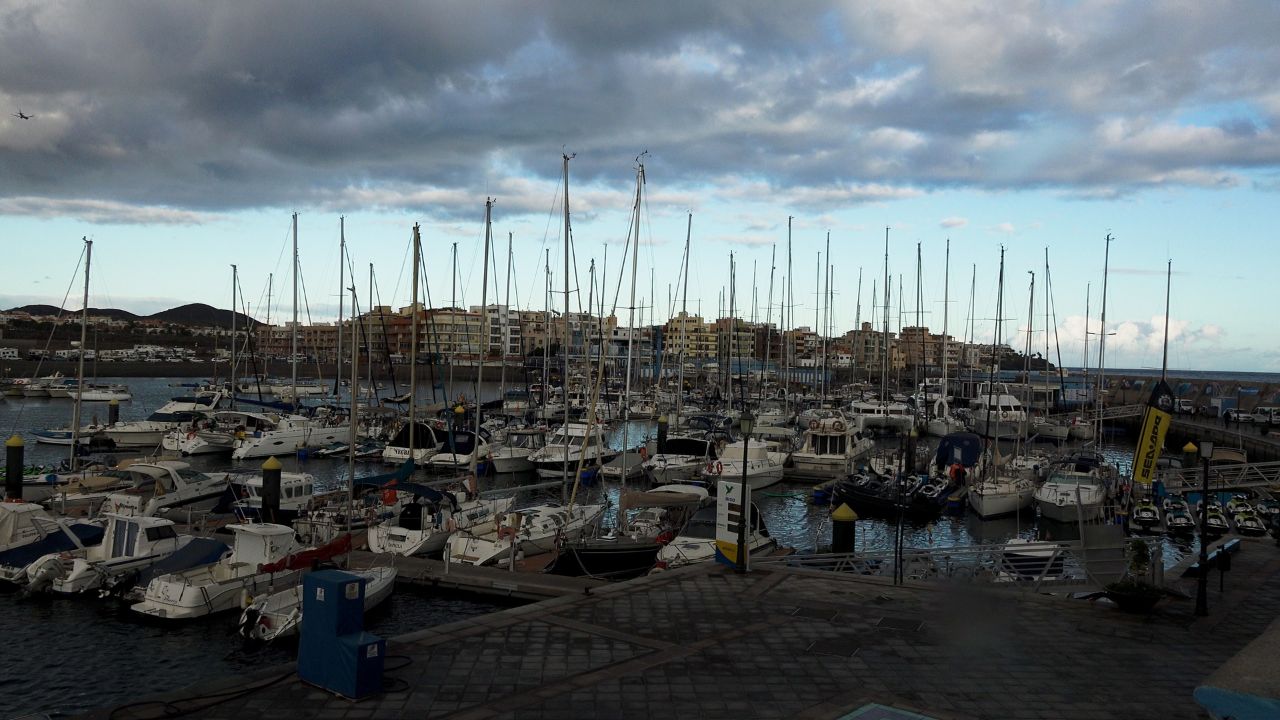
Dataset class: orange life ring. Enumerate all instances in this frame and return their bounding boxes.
[706,460,722,475]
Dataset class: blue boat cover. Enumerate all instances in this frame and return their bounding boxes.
[934,432,984,467]
[133,536,230,587]
[0,523,105,573]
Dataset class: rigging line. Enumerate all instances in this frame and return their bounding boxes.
[607,196,637,317]
[8,242,87,435]
[370,266,399,397]
[266,217,293,325]
[295,260,326,379]
[389,231,412,314]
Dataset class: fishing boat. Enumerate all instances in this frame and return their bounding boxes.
[968,384,1029,439]
[130,525,350,621]
[445,502,607,567]
[238,566,397,642]
[789,416,874,480]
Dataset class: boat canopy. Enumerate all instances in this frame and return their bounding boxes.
[935,432,983,468]
[660,437,712,457]
[618,488,708,515]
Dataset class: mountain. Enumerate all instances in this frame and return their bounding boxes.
[8,305,138,319]
[6,303,252,327]
[147,303,254,328]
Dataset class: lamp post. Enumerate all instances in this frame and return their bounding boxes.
[736,409,755,574]
[1196,440,1213,617]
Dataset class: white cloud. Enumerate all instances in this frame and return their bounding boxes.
[939,216,968,228]
[0,197,211,225]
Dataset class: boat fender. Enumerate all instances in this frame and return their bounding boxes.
[639,446,648,461]
[833,420,845,432]
[809,420,820,430]
[381,489,398,506]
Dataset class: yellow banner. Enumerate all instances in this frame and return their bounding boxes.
[1132,406,1172,487]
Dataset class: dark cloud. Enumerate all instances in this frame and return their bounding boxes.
[1,1,1279,222]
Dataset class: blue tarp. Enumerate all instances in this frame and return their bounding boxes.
[0,523,105,575]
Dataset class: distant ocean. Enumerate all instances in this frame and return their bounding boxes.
[1064,367,1280,384]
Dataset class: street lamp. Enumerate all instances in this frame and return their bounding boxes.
[1196,440,1213,617]
[736,409,755,574]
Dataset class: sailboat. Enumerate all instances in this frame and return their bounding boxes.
[233,215,351,459]
[968,247,1035,519]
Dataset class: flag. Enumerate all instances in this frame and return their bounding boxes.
[1131,380,1175,487]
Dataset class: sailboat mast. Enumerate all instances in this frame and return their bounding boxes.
[1161,259,1172,381]
[822,231,831,401]
[409,224,420,457]
[1096,234,1112,437]
[623,161,644,470]
[500,232,512,403]
[449,242,457,399]
[472,199,493,477]
[70,238,91,471]
[562,153,572,497]
[367,263,374,403]
[345,284,359,558]
[880,228,890,406]
[762,244,775,404]
[543,249,550,415]
[335,217,345,397]
[785,216,793,409]
[940,240,950,414]
[230,264,237,409]
[291,213,298,405]
[675,212,691,424]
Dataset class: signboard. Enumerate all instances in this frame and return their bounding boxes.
[1131,379,1175,488]
[715,480,745,566]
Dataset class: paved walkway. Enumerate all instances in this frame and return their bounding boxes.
[92,540,1280,720]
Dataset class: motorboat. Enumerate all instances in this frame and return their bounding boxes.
[844,400,915,432]
[445,502,607,566]
[968,384,1028,439]
[789,416,874,480]
[231,411,351,460]
[653,503,775,571]
[130,525,349,621]
[98,461,232,521]
[103,390,224,447]
[714,441,785,491]
[0,518,105,585]
[24,515,188,594]
[238,565,397,642]
[998,538,1067,580]
[548,484,710,580]
[380,420,443,464]
[0,503,56,552]
[1033,451,1117,523]
[162,410,278,455]
[75,384,133,402]
[108,536,230,600]
[1130,500,1162,531]
[366,483,515,557]
[489,427,545,473]
[642,435,722,486]
[528,422,617,479]
[228,470,324,523]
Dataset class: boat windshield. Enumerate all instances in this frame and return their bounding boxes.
[662,438,710,457]
[509,432,542,449]
[810,434,848,455]
[682,508,718,539]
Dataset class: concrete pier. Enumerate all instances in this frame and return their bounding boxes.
[88,538,1280,720]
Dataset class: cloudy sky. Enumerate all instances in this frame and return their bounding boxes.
[1,1,1277,371]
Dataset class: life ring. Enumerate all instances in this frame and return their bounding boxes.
[832,420,845,432]
[706,460,722,475]
[639,446,649,460]
[808,419,819,430]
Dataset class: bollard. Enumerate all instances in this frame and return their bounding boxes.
[657,414,669,454]
[5,435,23,501]
[108,398,120,426]
[261,456,282,524]
[831,503,858,553]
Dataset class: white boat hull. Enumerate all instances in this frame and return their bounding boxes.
[132,567,303,620]
[968,481,1035,519]
[232,425,352,460]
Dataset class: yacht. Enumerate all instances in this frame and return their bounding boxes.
[229,470,323,523]
[1033,451,1117,523]
[716,440,785,491]
[968,474,1036,519]
[641,435,722,486]
[230,411,351,460]
[0,503,56,552]
[845,400,915,432]
[162,410,280,455]
[103,390,224,447]
[98,461,231,520]
[789,416,874,480]
[490,427,545,473]
[968,384,1029,439]
[528,422,617,479]
[425,429,497,473]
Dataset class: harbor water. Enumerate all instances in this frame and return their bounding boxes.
[1,377,1196,717]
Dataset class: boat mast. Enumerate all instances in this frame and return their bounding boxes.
[1095,234,1112,441]
[880,228,890,408]
[367,263,375,404]
[335,217,345,397]
[290,213,298,407]
[499,232,512,406]
[762,244,775,405]
[449,241,457,400]
[785,216,793,411]
[562,152,573,497]
[345,283,359,562]
[230,263,237,409]
[472,199,493,478]
[70,238,91,471]
[822,231,831,402]
[543,249,551,417]
[675,212,691,424]
[855,268,862,384]
[409,224,421,458]
[915,242,923,422]
[938,240,950,419]
[1020,270,1034,457]
[622,159,644,475]
[1161,259,1172,381]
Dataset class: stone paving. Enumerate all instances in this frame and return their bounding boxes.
[91,538,1280,720]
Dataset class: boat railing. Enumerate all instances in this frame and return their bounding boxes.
[752,538,1133,594]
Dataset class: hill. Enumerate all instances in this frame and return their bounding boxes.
[147,303,254,328]
[8,304,138,319]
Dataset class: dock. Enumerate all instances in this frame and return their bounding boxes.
[89,538,1280,720]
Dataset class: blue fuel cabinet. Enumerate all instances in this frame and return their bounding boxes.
[298,569,385,699]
